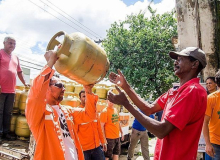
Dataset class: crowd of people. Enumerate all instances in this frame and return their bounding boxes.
[1,36,220,160]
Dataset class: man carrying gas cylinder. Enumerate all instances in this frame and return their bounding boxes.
[26,50,98,160]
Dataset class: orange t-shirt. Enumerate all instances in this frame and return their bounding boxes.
[76,105,106,151]
[206,90,220,145]
[100,107,120,139]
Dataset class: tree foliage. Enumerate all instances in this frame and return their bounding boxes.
[102,8,178,100]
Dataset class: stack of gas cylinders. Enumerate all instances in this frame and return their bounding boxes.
[11,86,31,140]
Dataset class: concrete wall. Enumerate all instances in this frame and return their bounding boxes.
[176,0,218,80]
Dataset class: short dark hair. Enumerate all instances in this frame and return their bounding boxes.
[205,76,216,83]
[215,71,220,88]
[188,56,203,73]
[79,90,85,98]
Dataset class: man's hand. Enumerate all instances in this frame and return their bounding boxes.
[107,86,129,106]
[44,50,59,68]
[206,143,215,157]
[102,144,107,152]
[121,135,124,141]
[109,69,128,89]
[83,84,94,94]
[24,83,31,87]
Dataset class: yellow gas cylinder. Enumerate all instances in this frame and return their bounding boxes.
[97,99,107,113]
[111,86,119,94]
[16,85,25,91]
[122,106,129,113]
[65,82,75,92]
[19,86,30,115]
[15,116,31,138]
[95,85,107,99]
[61,93,80,108]
[61,79,67,84]
[46,31,110,85]
[74,84,83,95]
[10,114,18,133]
[13,89,22,113]
[64,91,75,98]
[72,96,81,107]
[114,104,122,113]
[92,87,96,93]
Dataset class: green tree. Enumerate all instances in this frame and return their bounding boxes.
[102,8,178,100]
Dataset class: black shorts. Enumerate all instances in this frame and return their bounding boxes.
[105,138,121,158]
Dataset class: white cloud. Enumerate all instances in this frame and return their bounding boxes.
[0,0,175,79]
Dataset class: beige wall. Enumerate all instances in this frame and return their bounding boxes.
[176,0,217,80]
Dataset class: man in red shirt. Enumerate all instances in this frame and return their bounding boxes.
[0,37,27,142]
[108,47,207,160]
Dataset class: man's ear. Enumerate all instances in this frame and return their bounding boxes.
[192,60,199,69]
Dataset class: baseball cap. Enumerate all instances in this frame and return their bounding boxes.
[169,47,207,69]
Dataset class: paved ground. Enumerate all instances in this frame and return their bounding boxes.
[119,137,156,160]
[119,137,204,160]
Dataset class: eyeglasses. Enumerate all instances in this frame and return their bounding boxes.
[50,82,65,89]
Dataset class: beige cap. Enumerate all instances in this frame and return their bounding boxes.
[169,47,207,69]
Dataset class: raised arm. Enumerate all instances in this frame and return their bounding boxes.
[108,86,175,139]
[25,51,58,132]
[72,84,98,124]
[109,69,162,115]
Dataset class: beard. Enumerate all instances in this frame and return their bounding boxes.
[57,96,63,102]
[51,93,64,103]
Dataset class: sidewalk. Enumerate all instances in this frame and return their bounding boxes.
[120,137,157,160]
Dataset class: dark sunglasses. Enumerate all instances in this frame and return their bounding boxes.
[50,83,65,89]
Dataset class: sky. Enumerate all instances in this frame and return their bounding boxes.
[0,0,175,79]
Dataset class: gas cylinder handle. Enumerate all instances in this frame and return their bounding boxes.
[46,31,71,57]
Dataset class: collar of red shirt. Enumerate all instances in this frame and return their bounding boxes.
[173,78,200,92]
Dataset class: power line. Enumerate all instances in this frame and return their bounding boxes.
[20,64,42,71]
[27,0,101,40]
[42,0,103,39]
[19,58,45,68]
[19,57,63,76]
[27,0,85,37]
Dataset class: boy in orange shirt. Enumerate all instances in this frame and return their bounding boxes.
[76,90,107,160]
[100,100,124,160]
[203,71,220,159]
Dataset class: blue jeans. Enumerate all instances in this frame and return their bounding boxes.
[212,143,220,160]
[83,146,105,160]
[0,93,15,135]
[205,152,212,160]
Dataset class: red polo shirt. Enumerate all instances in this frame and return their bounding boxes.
[154,78,207,160]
